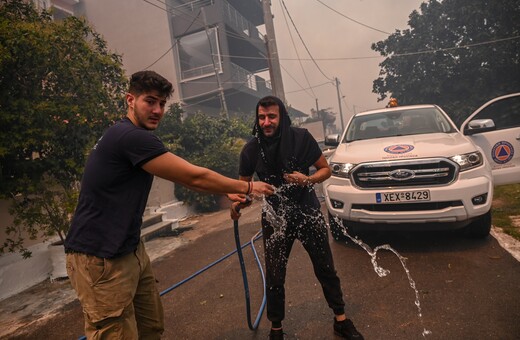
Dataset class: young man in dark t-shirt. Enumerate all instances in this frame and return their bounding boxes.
[228,96,364,340]
[65,71,274,339]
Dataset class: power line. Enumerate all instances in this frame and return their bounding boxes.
[282,66,316,99]
[217,35,520,61]
[145,45,175,70]
[382,35,520,58]
[315,0,391,35]
[279,0,333,81]
[286,81,332,94]
[141,0,270,73]
[142,0,204,70]
[338,86,353,114]
[278,0,316,98]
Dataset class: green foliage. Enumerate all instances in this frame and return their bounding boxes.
[156,106,253,212]
[372,0,520,124]
[492,183,520,241]
[0,0,126,257]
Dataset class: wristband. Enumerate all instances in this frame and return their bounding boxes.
[246,181,252,195]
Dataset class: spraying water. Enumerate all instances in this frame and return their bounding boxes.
[260,183,432,338]
[332,215,432,337]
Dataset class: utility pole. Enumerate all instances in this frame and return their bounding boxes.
[201,7,228,117]
[335,77,345,132]
[263,0,286,102]
[315,98,326,138]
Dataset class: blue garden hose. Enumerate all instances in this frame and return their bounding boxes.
[233,201,266,330]
[78,204,266,339]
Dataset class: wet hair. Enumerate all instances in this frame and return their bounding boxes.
[255,96,290,122]
[128,70,174,99]
[257,95,282,110]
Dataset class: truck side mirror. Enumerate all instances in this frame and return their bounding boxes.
[325,134,340,146]
[464,119,496,135]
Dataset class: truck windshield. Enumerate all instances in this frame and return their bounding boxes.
[344,107,456,142]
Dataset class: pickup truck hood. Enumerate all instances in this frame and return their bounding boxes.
[330,133,479,164]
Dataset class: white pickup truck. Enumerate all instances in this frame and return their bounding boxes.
[324,93,520,239]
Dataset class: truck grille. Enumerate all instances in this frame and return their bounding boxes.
[351,158,458,189]
[352,200,463,211]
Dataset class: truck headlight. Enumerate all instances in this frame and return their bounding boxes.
[450,151,483,171]
[329,162,356,178]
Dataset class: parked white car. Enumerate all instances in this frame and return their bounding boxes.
[323,93,520,239]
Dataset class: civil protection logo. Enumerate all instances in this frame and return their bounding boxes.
[491,141,514,164]
[384,144,414,154]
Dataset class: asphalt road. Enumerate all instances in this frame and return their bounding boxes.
[8,202,520,340]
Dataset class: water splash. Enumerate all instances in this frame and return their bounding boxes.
[333,215,432,337]
[258,183,432,337]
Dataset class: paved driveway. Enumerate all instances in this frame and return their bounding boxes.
[4,202,520,339]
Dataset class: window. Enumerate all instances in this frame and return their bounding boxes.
[473,95,520,130]
[346,108,455,141]
[177,28,222,81]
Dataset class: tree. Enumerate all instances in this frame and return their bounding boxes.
[0,0,126,257]
[372,0,520,124]
[155,105,253,212]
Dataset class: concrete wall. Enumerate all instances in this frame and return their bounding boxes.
[0,242,52,302]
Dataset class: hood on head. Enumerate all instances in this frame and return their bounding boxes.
[253,95,292,138]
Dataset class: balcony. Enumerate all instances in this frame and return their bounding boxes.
[180,62,271,115]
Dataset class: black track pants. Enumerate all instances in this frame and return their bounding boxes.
[262,208,346,325]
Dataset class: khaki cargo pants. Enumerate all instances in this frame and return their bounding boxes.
[66,241,164,339]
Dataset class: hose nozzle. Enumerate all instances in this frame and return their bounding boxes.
[235,195,252,213]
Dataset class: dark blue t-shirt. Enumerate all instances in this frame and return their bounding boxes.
[65,118,168,258]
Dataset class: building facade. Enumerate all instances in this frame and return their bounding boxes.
[167,0,272,116]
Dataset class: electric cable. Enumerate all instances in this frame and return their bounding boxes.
[142,0,202,70]
[217,35,520,61]
[278,0,317,98]
[279,0,333,81]
[315,0,391,35]
[285,80,332,95]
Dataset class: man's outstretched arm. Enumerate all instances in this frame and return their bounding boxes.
[142,153,273,196]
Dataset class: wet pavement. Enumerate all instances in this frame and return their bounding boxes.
[1,201,520,339]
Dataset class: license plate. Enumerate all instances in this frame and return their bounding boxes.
[376,190,430,203]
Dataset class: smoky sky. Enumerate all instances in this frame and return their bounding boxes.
[267,0,423,125]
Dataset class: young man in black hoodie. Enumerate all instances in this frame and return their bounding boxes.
[229,96,363,339]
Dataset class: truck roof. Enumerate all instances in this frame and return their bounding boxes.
[355,104,439,117]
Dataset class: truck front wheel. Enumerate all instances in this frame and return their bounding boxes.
[463,211,492,238]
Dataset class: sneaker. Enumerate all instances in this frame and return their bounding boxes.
[333,318,364,339]
[269,328,285,340]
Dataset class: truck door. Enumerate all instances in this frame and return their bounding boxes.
[460,93,520,185]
